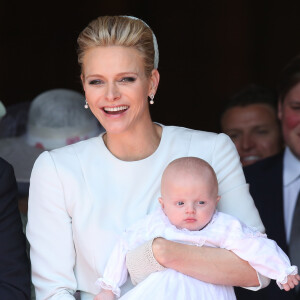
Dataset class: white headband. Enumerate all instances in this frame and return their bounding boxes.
[123,16,159,69]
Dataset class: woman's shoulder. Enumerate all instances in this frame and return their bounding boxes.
[163,124,229,144]
[33,136,101,170]
[162,125,232,159]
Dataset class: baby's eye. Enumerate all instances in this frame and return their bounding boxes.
[177,201,184,206]
[197,201,205,205]
[89,79,104,85]
[119,77,136,83]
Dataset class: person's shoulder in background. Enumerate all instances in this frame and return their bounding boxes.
[0,157,31,299]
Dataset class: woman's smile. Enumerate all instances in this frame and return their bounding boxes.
[103,105,129,115]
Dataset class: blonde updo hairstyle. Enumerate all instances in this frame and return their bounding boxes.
[77,16,157,78]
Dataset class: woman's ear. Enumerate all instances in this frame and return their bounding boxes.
[149,69,160,95]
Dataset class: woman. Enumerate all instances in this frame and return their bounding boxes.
[27,16,267,299]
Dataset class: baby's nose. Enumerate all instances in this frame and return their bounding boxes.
[185,204,196,214]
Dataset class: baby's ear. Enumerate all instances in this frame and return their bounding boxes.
[158,197,164,208]
[216,195,221,204]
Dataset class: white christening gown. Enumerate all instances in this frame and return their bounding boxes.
[96,208,297,300]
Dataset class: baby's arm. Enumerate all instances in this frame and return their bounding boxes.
[220,214,299,290]
[95,239,128,298]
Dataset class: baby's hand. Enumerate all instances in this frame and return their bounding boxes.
[94,289,115,300]
[282,274,300,291]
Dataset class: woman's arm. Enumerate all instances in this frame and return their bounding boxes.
[95,239,128,297]
[153,238,259,287]
[26,152,76,299]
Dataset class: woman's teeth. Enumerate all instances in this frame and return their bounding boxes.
[104,105,129,115]
[104,105,128,112]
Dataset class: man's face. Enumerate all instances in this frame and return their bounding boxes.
[278,83,300,160]
[221,104,282,166]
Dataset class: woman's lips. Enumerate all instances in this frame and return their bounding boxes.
[103,105,129,115]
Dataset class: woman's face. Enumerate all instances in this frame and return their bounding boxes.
[81,46,158,135]
[278,82,300,159]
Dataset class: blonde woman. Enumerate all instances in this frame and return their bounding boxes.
[27,16,267,299]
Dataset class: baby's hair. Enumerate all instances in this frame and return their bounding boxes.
[162,157,219,193]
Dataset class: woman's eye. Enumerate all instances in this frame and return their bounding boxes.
[89,79,103,85]
[177,201,184,206]
[120,77,136,83]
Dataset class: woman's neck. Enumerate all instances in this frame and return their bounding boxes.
[103,123,162,161]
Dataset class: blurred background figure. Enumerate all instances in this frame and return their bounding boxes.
[0,101,31,138]
[0,102,31,299]
[220,84,283,166]
[0,101,6,120]
[235,56,300,300]
[0,88,103,210]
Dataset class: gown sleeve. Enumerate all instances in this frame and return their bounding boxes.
[26,152,77,299]
[220,217,298,289]
[95,239,128,298]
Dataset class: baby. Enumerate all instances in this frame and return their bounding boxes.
[94,157,299,300]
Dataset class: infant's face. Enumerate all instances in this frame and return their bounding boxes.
[159,173,219,231]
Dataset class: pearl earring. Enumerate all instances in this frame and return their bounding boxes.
[84,100,89,109]
[149,94,154,105]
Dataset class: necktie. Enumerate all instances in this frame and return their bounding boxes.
[289,190,300,293]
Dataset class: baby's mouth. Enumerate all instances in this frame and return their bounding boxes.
[103,105,129,115]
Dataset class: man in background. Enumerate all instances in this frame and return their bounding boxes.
[220,84,283,166]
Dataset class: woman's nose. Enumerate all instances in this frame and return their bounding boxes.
[105,83,121,102]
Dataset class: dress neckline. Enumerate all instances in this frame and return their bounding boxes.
[96,123,165,164]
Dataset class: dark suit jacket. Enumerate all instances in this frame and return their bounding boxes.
[235,152,298,300]
[0,157,31,299]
